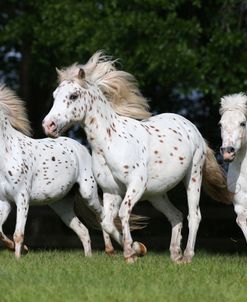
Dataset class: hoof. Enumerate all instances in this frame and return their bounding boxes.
[175,256,192,264]
[0,233,15,250]
[22,245,29,255]
[132,241,147,257]
[85,252,92,257]
[4,240,15,251]
[125,255,138,264]
[105,249,116,256]
[170,252,183,263]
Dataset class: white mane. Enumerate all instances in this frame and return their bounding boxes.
[56,51,151,120]
[220,93,247,116]
[0,85,31,136]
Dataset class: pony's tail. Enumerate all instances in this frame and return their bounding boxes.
[74,193,148,231]
[202,144,233,204]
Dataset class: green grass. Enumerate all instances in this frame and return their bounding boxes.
[0,250,246,302]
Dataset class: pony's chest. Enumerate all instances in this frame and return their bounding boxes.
[228,161,247,195]
[92,152,126,194]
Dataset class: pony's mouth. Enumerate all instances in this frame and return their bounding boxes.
[222,152,236,162]
[50,123,71,137]
[43,121,70,138]
[43,117,75,139]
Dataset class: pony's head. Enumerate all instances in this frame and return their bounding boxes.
[43,68,88,137]
[43,51,151,137]
[219,93,247,162]
[0,85,31,136]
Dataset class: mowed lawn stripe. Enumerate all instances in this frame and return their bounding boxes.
[0,250,246,302]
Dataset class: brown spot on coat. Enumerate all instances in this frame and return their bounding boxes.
[106,128,111,137]
[89,117,96,125]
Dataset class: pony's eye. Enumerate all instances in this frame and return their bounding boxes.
[70,93,78,100]
[240,122,246,127]
[219,122,222,127]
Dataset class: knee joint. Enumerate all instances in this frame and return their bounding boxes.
[14,233,24,244]
[236,214,246,226]
[101,220,114,234]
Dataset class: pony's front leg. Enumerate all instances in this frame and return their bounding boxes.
[102,193,147,257]
[118,182,146,263]
[101,193,123,251]
[14,195,29,259]
[234,204,247,242]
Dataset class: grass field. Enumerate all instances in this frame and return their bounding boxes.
[0,250,246,302]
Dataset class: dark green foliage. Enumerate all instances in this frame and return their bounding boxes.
[1,0,247,135]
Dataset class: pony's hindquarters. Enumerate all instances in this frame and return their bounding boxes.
[202,145,233,204]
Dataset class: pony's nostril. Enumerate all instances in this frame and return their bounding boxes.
[49,121,57,131]
[220,146,235,154]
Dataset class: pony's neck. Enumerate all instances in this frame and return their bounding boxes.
[234,140,247,166]
[83,86,120,150]
[0,115,22,154]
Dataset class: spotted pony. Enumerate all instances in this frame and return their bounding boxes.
[43,51,233,263]
[0,84,113,259]
[219,93,247,244]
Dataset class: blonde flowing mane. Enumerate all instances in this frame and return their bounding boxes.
[0,85,31,136]
[220,93,247,117]
[57,51,151,120]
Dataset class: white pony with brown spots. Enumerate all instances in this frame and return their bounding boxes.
[219,93,247,243]
[0,84,113,259]
[43,52,232,263]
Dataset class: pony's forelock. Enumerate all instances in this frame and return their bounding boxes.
[0,85,31,136]
[220,93,247,117]
[56,51,151,120]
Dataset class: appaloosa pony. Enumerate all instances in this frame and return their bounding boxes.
[219,93,247,242]
[0,84,112,259]
[43,52,232,263]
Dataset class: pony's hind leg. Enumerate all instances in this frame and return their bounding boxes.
[50,198,92,256]
[149,194,183,262]
[0,200,14,250]
[181,159,203,264]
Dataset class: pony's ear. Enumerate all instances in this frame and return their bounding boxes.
[78,68,85,80]
[56,67,61,75]
[56,67,63,81]
[77,68,85,80]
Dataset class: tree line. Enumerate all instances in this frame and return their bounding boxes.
[1,0,247,144]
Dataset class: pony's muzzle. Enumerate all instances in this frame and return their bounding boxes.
[42,119,58,137]
[220,146,236,162]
